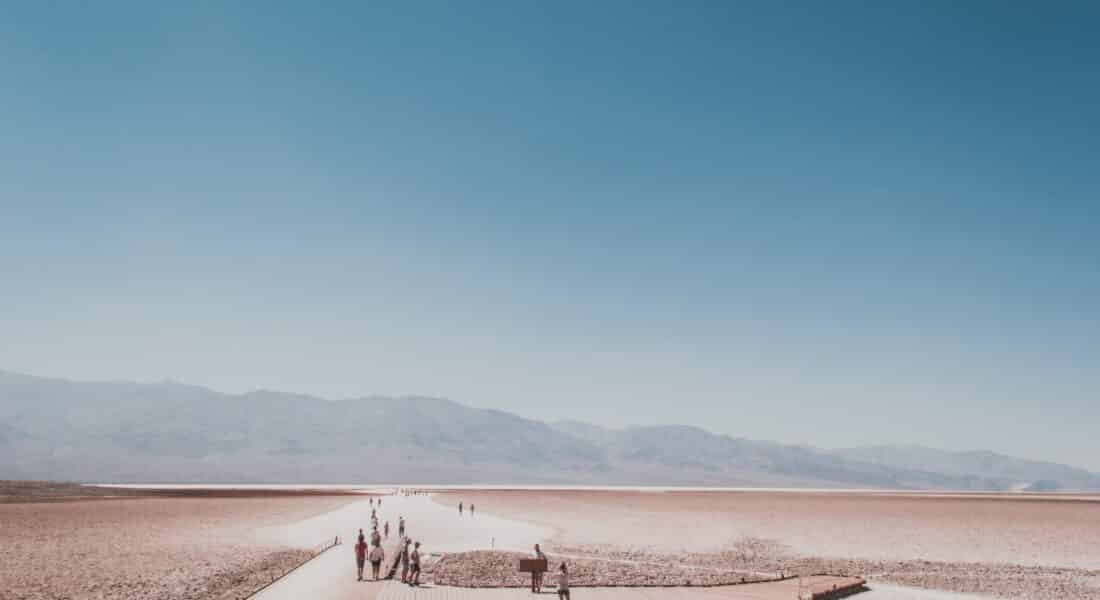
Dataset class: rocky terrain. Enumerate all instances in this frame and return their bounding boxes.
[408,542,1100,599]
[0,493,352,600]
[437,489,1100,599]
[431,549,771,587]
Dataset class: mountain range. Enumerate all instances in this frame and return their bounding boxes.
[2,370,1097,490]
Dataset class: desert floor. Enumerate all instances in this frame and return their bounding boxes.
[434,489,1100,599]
[5,485,1100,600]
[252,493,862,600]
[434,489,1100,567]
[0,489,355,600]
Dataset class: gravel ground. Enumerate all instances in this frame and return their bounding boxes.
[547,542,1100,600]
[436,490,1100,600]
[431,550,770,587]
[0,494,353,600]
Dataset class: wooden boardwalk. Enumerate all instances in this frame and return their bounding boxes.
[255,550,864,600]
[375,576,866,600]
[251,495,865,600]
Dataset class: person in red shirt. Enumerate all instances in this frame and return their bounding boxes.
[354,533,368,581]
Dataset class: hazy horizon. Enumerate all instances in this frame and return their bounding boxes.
[3,3,1099,471]
[6,366,1100,476]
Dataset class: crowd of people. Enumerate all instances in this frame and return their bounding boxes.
[353,494,423,586]
[350,492,569,595]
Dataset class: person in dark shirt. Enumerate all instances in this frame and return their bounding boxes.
[408,541,422,586]
[399,539,411,583]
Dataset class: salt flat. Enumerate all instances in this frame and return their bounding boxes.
[434,489,1100,567]
[7,485,1097,599]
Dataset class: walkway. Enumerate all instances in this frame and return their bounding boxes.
[252,493,865,600]
[253,493,547,600]
[374,576,865,600]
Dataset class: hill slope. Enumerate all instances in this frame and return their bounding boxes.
[1,370,1096,489]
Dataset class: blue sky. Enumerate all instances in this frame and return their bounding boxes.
[2,2,1098,469]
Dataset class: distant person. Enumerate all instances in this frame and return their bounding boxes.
[532,544,548,592]
[370,497,374,507]
[378,497,382,507]
[459,501,464,515]
[556,563,570,600]
[409,541,422,586]
[371,527,382,547]
[354,535,368,581]
[470,503,475,516]
[370,542,385,580]
[398,516,405,538]
[384,521,390,539]
[399,539,411,583]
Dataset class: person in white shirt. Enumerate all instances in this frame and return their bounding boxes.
[556,562,570,600]
[369,542,385,580]
[532,544,548,592]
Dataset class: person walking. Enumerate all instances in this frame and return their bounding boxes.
[531,544,548,592]
[398,516,405,538]
[399,539,411,583]
[354,534,368,581]
[408,541,422,586]
[384,521,390,539]
[556,563,570,600]
[371,527,382,547]
[370,542,385,580]
[459,501,464,515]
[470,503,475,516]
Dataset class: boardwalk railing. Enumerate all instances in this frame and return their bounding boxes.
[246,536,343,598]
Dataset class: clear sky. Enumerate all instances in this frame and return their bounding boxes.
[2,2,1098,469]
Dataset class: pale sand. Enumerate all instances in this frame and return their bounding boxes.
[255,493,550,600]
[860,584,993,600]
[433,489,1100,599]
[8,486,1097,599]
[436,489,1100,568]
[0,494,354,600]
[256,493,550,553]
[253,493,865,599]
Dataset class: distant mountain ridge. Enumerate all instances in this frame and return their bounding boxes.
[2,370,1097,490]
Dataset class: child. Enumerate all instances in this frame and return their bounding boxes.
[557,562,570,600]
